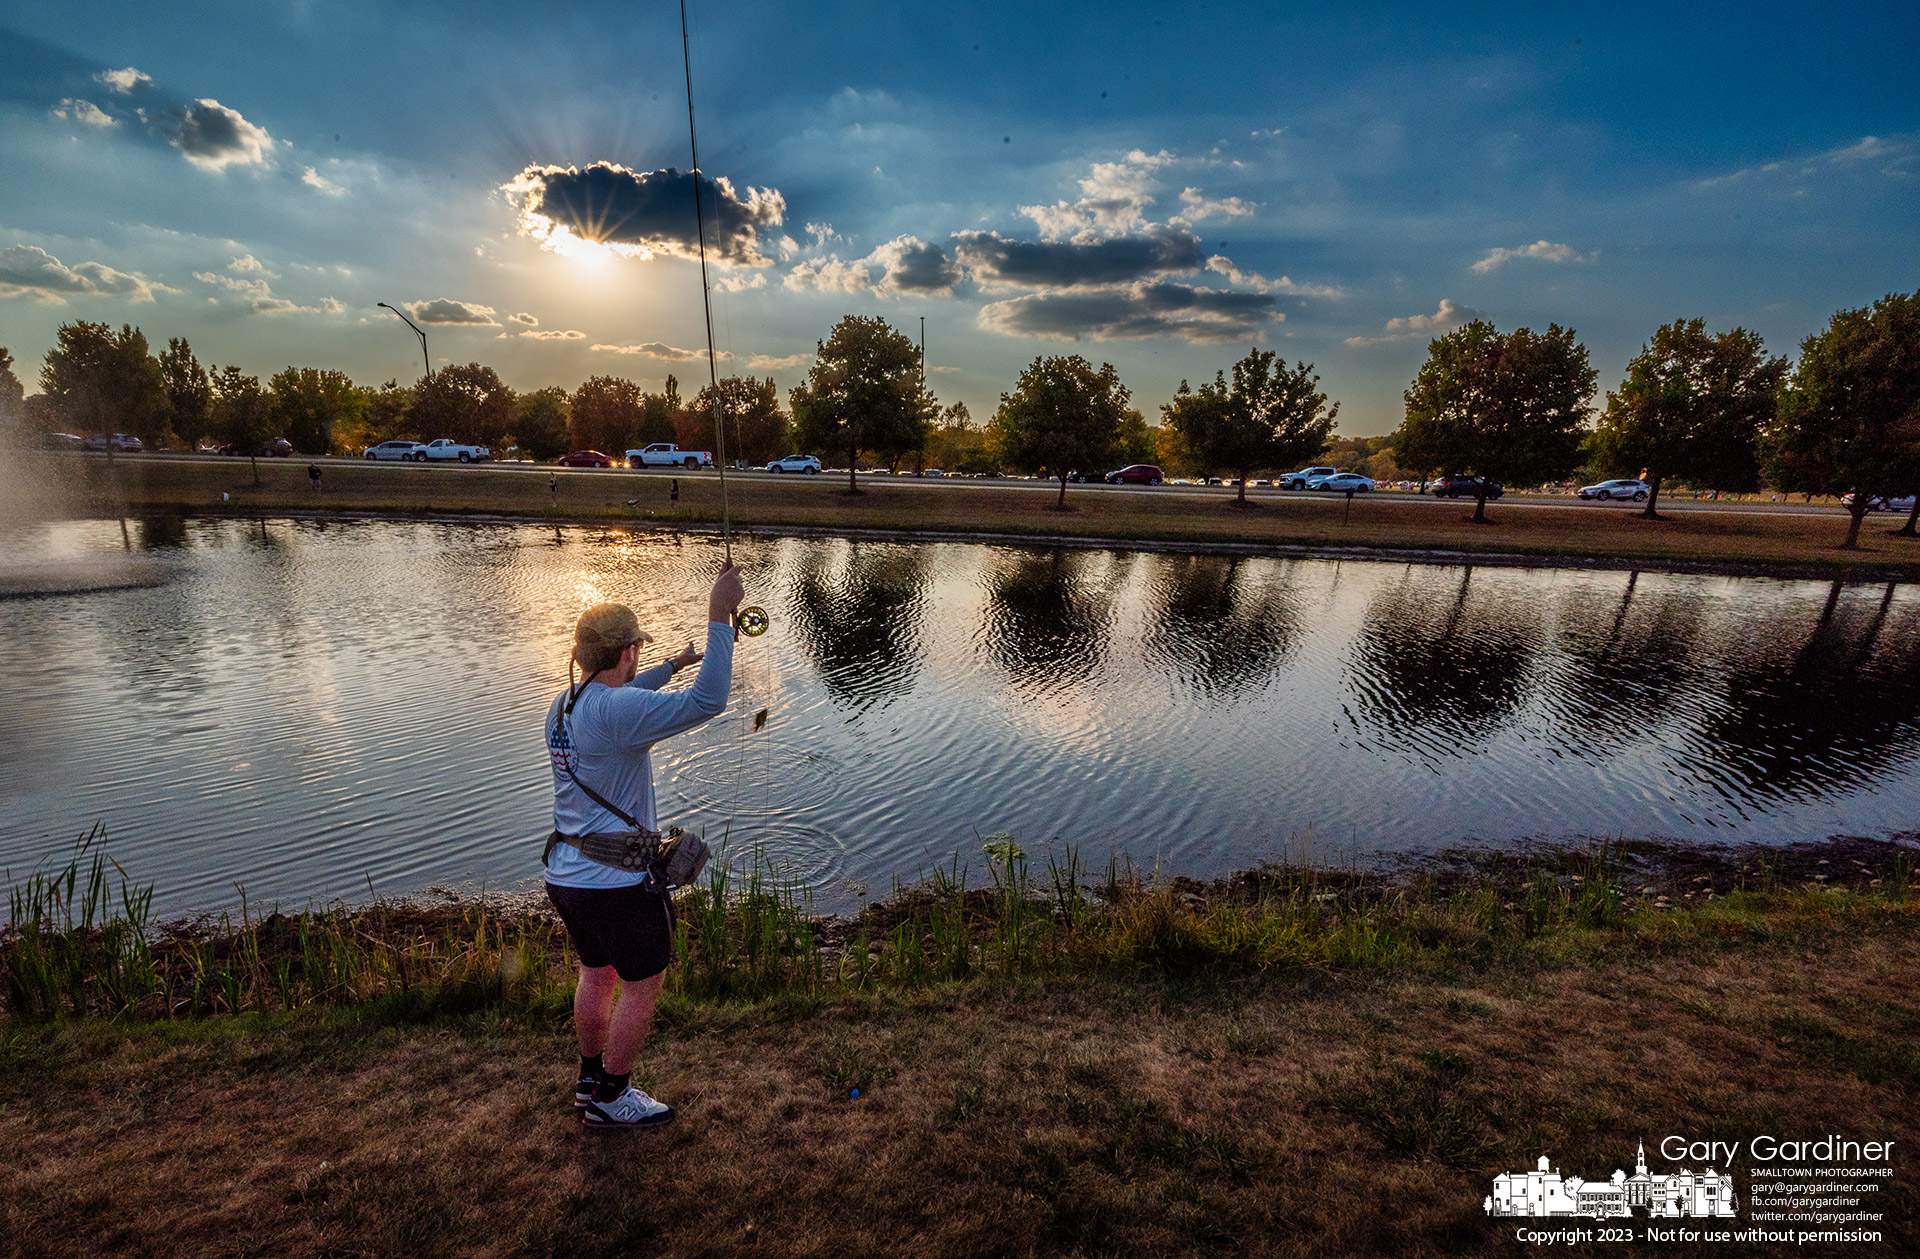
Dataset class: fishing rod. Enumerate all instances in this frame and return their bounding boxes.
[680,0,767,639]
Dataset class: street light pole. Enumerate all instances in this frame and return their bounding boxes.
[376,302,430,379]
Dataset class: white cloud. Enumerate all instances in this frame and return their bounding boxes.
[1172,187,1256,223]
[804,222,840,247]
[51,99,115,127]
[1204,255,1342,299]
[173,99,274,171]
[714,272,767,293]
[508,312,539,326]
[194,268,338,314]
[747,352,812,371]
[404,298,498,325]
[519,329,585,340]
[0,244,159,304]
[1019,148,1175,243]
[1471,240,1585,273]
[301,166,345,196]
[96,67,152,94]
[1344,298,1480,346]
[784,254,873,294]
[590,341,731,362]
[1694,133,1916,188]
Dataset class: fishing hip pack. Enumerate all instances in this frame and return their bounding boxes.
[546,741,710,888]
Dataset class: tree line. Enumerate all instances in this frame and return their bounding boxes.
[3,292,1917,543]
[0,321,796,467]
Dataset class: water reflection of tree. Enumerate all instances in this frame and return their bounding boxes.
[785,545,930,710]
[1143,554,1301,705]
[1701,582,1920,801]
[1546,572,1703,751]
[981,548,1122,697]
[1347,567,1542,756]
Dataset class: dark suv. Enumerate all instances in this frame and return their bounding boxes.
[1431,474,1503,500]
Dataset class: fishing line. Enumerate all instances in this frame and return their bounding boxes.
[678,0,766,640]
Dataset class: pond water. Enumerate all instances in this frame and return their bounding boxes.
[3,516,1918,919]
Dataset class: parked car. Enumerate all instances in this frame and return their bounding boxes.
[83,432,144,453]
[1309,472,1375,492]
[1105,464,1165,485]
[421,438,490,463]
[218,438,291,457]
[42,431,85,450]
[364,440,427,462]
[627,442,712,469]
[1282,465,1337,490]
[1431,474,1504,500]
[1842,492,1917,513]
[1579,478,1650,502]
[766,454,822,474]
[557,450,615,467]
[923,467,947,477]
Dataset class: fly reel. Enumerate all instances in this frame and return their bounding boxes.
[736,606,769,637]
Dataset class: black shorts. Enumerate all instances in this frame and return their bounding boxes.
[545,880,676,982]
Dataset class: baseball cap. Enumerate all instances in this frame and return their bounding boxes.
[574,602,653,652]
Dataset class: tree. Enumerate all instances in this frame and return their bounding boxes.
[345,379,416,450]
[0,346,23,435]
[158,338,213,448]
[790,315,934,492]
[990,355,1130,509]
[514,387,571,461]
[1765,291,1920,547]
[693,376,790,466]
[1163,348,1338,503]
[1393,320,1597,522]
[269,367,365,454]
[1591,319,1786,518]
[635,379,680,448]
[412,363,515,447]
[570,376,644,454]
[210,366,275,483]
[40,322,172,455]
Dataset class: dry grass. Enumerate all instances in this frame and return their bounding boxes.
[3,932,1915,1258]
[4,842,1917,1258]
[36,452,1920,578]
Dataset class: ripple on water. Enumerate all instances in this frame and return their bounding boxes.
[667,733,841,817]
[697,818,846,888]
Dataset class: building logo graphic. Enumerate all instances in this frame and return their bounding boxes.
[1487,1143,1738,1219]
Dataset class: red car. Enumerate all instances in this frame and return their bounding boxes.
[557,450,614,468]
[1105,464,1165,486]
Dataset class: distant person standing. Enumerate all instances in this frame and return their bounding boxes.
[307,462,322,493]
[550,469,559,497]
[669,478,680,505]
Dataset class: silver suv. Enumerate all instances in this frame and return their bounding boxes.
[1283,466,1337,490]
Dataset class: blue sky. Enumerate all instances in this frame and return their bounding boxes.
[1,1,1914,434]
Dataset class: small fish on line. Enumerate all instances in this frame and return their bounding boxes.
[753,708,768,731]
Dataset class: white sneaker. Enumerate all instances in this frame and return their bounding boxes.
[581,1085,675,1129]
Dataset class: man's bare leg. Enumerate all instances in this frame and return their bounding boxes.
[604,970,665,1074]
[573,964,618,1058]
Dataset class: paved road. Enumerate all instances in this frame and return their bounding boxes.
[85,451,1886,521]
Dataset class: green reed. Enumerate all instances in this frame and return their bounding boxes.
[7,829,1917,1025]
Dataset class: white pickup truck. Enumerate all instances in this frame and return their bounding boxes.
[420,438,491,463]
[626,443,713,470]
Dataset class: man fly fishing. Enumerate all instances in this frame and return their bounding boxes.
[544,562,743,1128]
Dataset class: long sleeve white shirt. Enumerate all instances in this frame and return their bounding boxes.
[544,619,733,888]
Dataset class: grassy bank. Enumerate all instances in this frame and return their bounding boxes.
[24,451,1920,579]
[4,836,1916,1256]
